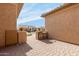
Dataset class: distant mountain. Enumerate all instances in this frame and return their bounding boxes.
[18,19,45,27]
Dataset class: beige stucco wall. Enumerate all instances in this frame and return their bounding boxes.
[18,31,27,44]
[45,4,79,45]
[0,3,23,47]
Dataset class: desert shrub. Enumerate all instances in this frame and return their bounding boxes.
[19,27,24,31]
[27,32,32,36]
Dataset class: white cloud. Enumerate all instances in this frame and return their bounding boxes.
[20,3,38,14]
[17,16,43,25]
[42,6,59,14]
[17,8,52,25]
[17,3,62,25]
[18,9,42,21]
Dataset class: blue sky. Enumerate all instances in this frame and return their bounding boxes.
[17,3,63,27]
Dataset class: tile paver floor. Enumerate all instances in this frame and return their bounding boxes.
[0,33,79,56]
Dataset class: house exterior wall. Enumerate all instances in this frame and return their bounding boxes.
[0,4,23,47]
[45,4,79,45]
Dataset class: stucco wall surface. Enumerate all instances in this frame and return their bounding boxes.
[45,4,79,45]
[0,3,23,47]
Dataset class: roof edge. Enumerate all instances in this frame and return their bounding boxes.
[41,3,77,17]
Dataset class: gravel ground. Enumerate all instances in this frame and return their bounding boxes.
[0,33,79,56]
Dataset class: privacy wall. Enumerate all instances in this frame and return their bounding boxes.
[45,4,79,45]
[0,4,23,47]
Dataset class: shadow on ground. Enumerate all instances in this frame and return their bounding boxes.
[0,43,32,56]
[39,39,55,44]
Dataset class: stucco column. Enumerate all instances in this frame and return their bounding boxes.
[0,3,23,47]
